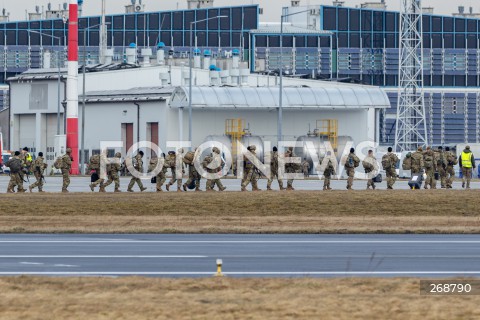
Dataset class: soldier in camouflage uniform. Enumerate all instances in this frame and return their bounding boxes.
[363,150,377,190]
[148,154,168,192]
[322,151,335,191]
[89,153,106,192]
[61,148,73,193]
[436,146,448,188]
[285,147,300,191]
[183,149,202,192]
[266,146,284,191]
[241,145,261,191]
[344,148,360,190]
[202,147,226,192]
[410,147,424,175]
[127,151,147,192]
[6,151,24,193]
[302,158,310,178]
[29,152,47,193]
[383,147,399,189]
[444,147,457,189]
[102,152,123,192]
[423,147,437,189]
[166,150,184,192]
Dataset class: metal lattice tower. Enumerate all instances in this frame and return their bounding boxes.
[394,0,427,152]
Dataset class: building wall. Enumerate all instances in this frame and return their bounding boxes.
[0,108,9,150]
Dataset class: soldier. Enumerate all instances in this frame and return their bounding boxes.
[89,153,105,192]
[410,147,424,175]
[182,149,202,192]
[241,145,261,191]
[302,158,310,178]
[29,152,47,193]
[436,146,448,188]
[149,153,168,192]
[444,147,457,189]
[459,145,475,189]
[285,147,300,191]
[5,151,24,193]
[166,150,184,192]
[363,150,377,190]
[19,147,33,184]
[102,152,123,192]
[266,146,284,191]
[383,147,399,190]
[344,148,360,190]
[322,151,335,191]
[61,148,73,193]
[423,147,437,189]
[202,147,226,192]
[127,151,147,192]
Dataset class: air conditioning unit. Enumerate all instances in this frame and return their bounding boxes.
[310,8,320,15]
[135,5,142,12]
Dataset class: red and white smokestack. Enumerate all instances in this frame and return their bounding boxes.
[66,0,79,175]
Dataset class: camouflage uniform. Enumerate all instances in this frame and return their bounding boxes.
[148,156,167,192]
[344,152,360,190]
[410,148,424,175]
[266,150,284,191]
[444,150,457,189]
[241,146,260,191]
[29,156,47,192]
[436,149,448,188]
[322,157,335,190]
[61,150,73,192]
[89,154,106,192]
[302,160,310,178]
[363,154,377,190]
[183,164,201,191]
[384,152,399,189]
[6,155,24,193]
[285,148,300,190]
[166,152,183,192]
[103,153,122,192]
[127,153,147,192]
[202,148,226,191]
[423,148,437,189]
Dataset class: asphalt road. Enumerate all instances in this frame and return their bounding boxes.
[0,175,479,193]
[1,234,480,277]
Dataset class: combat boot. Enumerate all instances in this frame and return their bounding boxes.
[241,187,247,192]
[183,184,187,192]
[267,187,273,191]
[7,189,14,193]
[166,183,171,191]
[29,185,33,193]
[140,187,147,192]
[114,189,121,192]
[195,188,203,192]
[99,186,106,193]
[220,186,227,191]
[39,190,45,193]
[89,184,94,192]
[62,189,69,193]
[177,188,183,192]
[156,188,163,192]
[253,188,262,191]
[127,189,134,192]
[18,188,26,193]
[206,188,215,192]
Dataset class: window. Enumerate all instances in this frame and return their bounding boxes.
[323,7,337,30]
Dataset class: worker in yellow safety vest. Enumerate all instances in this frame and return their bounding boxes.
[459,145,476,189]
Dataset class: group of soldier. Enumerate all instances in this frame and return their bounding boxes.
[3,143,476,193]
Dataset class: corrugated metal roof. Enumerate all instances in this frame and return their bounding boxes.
[250,25,332,35]
[83,87,175,103]
[170,86,390,109]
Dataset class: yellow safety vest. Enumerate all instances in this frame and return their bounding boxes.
[461,152,473,168]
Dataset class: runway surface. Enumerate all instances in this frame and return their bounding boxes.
[1,234,480,277]
[0,175,479,192]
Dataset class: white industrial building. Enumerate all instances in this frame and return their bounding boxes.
[7,55,390,171]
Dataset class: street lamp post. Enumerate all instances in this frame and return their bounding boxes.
[80,23,110,175]
[28,30,62,136]
[278,9,311,143]
[188,16,227,145]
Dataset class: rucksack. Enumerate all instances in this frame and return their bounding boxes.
[7,158,22,173]
[424,155,433,169]
[345,154,359,168]
[88,154,101,170]
[447,152,458,166]
[402,156,412,170]
[183,151,195,165]
[381,154,392,170]
[54,157,64,169]
[362,159,374,172]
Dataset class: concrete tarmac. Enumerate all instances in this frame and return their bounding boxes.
[0,175,479,193]
[1,234,480,277]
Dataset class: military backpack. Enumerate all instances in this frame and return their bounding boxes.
[402,156,412,170]
[381,154,392,170]
[88,154,101,170]
[7,158,22,173]
[424,155,434,169]
[183,151,195,165]
[53,156,64,169]
[362,159,374,172]
[447,152,458,166]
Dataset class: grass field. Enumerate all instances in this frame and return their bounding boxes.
[1,190,479,233]
[0,277,478,320]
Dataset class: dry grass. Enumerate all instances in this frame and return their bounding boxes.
[0,276,478,320]
[0,190,479,233]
